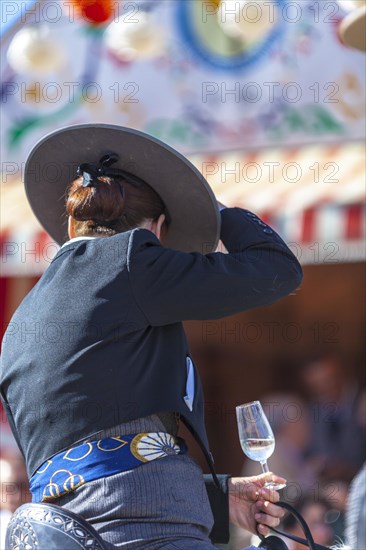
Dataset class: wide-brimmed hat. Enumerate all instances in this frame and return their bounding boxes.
[24,124,220,253]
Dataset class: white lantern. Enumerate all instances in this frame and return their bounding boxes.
[105,12,165,62]
[217,0,278,46]
[7,25,66,75]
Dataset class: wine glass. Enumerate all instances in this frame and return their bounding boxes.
[236,400,286,490]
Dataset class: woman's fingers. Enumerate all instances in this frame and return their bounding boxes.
[229,474,286,504]
[255,500,286,528]
[257,524,270,536]
[253,473,286,503]
[255,512,282,529]
[256,499,285,517]
[256,472,287,486]
[247,484,282,504]
[256,486,280,503]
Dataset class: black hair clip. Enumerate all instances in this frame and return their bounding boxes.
[76,153,146,189]
[76,153,171,225]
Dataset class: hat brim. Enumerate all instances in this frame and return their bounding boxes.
[24,124,220,253]
[339,5,366,52]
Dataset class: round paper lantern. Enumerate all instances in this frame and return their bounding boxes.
[7,26,66,75]
[67,0,114,25]
[105,12,165,62]
[217,0,278,46]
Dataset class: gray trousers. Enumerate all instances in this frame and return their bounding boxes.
[54,455,219,549]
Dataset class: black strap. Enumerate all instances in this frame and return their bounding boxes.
[258,501,330,550]
[179,416,221,489]
[77,153,146,188]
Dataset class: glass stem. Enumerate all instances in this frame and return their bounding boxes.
[260,460,269,474]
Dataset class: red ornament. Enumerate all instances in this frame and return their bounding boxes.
[69,0,114,25]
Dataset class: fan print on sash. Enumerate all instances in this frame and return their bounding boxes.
[131,433,181,462]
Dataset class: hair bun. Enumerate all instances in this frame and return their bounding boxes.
[67,176,125,222]
[66,173,167,237]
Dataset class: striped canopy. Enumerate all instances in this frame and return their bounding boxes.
[1,142,365,275]
[191,141,365,265]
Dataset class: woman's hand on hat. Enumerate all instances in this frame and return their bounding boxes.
[228,473,286,536]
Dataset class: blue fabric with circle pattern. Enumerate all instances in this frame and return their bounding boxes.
[30,432,187,503]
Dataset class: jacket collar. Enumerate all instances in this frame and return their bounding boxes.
[60,236,98,249]
[52,236,99,262]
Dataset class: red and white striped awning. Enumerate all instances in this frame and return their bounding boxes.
[1,142,365,275]
[191,142,365,265]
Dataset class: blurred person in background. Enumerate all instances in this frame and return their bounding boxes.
[0,453,31,548]
[279,495,335,550]
[300,352,366,484]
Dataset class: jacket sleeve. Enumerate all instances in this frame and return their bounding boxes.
[204,474,231,544]
[127,207,303,326]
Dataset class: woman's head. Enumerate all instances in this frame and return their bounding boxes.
[66,173,168,240]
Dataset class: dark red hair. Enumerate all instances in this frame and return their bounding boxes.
[66,175,168,237]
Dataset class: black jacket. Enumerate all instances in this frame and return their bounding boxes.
[0,207,302,540]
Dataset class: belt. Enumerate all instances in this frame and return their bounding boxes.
[30,432,187,503]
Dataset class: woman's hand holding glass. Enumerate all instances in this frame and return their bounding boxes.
[228,473,286,536]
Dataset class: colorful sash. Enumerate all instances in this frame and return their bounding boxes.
[30,432,187,503]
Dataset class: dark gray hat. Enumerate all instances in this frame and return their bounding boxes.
[24,124,220,253]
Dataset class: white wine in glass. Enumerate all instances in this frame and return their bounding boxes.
[236,400,286,490]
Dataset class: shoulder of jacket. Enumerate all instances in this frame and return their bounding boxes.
[127,228,160,253]
[126,228,162,270]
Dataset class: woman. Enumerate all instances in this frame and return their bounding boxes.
[0,124,302,549]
